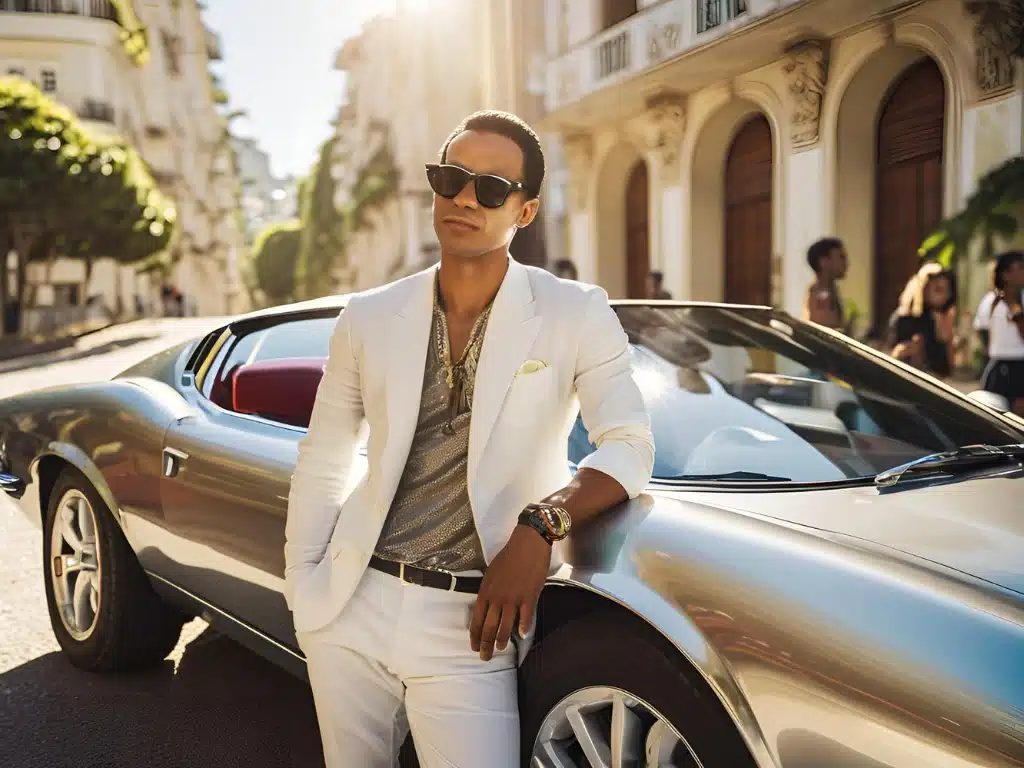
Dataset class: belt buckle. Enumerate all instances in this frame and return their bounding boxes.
[398,562,412,586]
[446,572,456,592]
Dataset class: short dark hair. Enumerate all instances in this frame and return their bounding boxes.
[552,258,577,279]
[993,250,1024,292]
[649,270,664,283]
[807,237,844,273]
[440,110,545,199]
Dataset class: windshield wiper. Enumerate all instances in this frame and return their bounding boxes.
[874,443,1024,488]
[667,471,792,482]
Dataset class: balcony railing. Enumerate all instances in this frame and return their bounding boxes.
[546,0,763,114]
[0,0,117,21]
[697,0,747,34]
[78,98,115,123]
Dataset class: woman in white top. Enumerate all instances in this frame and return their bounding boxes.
[981,250,1024,415]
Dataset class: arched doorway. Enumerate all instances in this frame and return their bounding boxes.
[724,115,773,305]
[874,57,945,324]
[625,160,649,299]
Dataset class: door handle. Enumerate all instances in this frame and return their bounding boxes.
[163,447,189,478]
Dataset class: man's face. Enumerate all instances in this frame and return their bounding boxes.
[432,130,539,259]
[646,275,661,295]
[828,247,849,279]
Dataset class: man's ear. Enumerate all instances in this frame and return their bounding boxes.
[517,198,540,228]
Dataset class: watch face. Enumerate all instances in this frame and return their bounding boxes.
[540,507,570,539]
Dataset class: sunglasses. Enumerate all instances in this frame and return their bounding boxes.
[425,163,526,209]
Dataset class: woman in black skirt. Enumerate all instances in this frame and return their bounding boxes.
[981,250,1024,415]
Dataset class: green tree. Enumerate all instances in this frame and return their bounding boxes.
[295,137,345,300]
[0,77,174,328]
[252,222,301,304]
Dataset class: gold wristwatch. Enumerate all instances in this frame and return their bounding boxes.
[519,503,572,543]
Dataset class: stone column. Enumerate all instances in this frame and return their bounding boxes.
[781,38,831,316]
[630,91,688,299]
[564,132,597,283]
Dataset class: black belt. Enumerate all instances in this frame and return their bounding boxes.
[368,555,482,594]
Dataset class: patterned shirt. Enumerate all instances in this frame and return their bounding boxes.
[373,278,492,573]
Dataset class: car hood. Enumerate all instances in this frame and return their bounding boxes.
[675,471,1024,596]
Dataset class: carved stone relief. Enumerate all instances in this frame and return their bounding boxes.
[632,92,687,183]
[782,38,830,148]
[965,0,1022,96]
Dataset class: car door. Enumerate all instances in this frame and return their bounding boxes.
[158,312,339,649]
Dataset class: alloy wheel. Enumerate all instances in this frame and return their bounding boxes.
[531,686,703,767]
[49,488,102,641]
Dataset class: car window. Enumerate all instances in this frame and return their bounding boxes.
[569,305,1021,483]
[201,315,336,406]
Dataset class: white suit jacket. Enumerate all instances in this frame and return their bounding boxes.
[283,258,654,635]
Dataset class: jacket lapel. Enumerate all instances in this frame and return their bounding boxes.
[382,269,434,487]
[468,259,541,484]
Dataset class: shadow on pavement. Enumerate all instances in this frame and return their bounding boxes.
[0,625,326,768]
[0,334,162,375]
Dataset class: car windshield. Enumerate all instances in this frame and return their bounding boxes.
[568,305,1022,483]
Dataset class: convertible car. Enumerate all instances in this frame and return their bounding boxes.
[2,295,1023,767]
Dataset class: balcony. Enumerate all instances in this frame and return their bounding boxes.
[0,0,117,21]
[78,98,115,123]
[545,0,791,116]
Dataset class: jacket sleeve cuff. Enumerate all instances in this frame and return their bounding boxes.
[577,436,654,499]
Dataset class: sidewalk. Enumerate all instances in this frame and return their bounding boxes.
[0,319,114,364]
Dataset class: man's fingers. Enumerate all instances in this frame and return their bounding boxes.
[494,602,517,652]
[469,593,489,652]
[518,595,537,638]
[477,603,503,661]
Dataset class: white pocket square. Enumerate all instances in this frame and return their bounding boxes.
[516,359,548,376]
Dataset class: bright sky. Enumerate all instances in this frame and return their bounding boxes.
[202,0,397,180]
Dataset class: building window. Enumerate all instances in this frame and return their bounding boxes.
[602,0,637,30]
[698,0,747,34]
[6,66,26,78]
[40,68,57,93]
[53,283,81,308]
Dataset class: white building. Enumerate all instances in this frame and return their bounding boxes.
[232,136,299,243]
[329,0,559,294]
[539,0,1024,334]
[0,0,247,330]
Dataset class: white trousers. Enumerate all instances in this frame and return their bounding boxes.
[296,567,519,768]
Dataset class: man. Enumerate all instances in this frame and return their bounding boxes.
[804,237,852,333]
[550,257,578,280]
[284,110,654,768]
[646,270,672,299]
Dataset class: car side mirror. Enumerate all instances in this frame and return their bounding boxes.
[966,390,1010,412]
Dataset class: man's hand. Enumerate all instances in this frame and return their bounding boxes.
[470,524,551,661]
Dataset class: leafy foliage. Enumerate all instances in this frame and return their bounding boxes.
[295,137,345,300]
[110,0,150,66]
[0,77,174,308]
[919,156,1024,268]
[251,221,301,302]
[348,143,400,233]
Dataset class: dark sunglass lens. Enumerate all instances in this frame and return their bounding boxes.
[429,165,471,198]
[476,175,512,208]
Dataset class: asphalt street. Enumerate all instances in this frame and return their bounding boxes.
[0,318,328,768]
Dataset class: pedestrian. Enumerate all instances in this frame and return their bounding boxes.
[284,109,654,768]
[550,258,578,281]
[646,270,672,299]
[979,250,1024,415]
[803,237,853,333]
[887,261,957,377]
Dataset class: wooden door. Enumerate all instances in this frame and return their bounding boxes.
[875,58,945,325]
[625,160,650,299]
[724,115,773,305]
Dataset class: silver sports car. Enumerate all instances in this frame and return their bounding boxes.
[1,296,1023,767]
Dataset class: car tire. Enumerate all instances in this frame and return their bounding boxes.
[519,611,758,767]
[42,467,186,672]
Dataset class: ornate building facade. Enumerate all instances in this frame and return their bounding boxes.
[540,0,1024,332]
[329,0,558,294]
[0,0,247,325]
